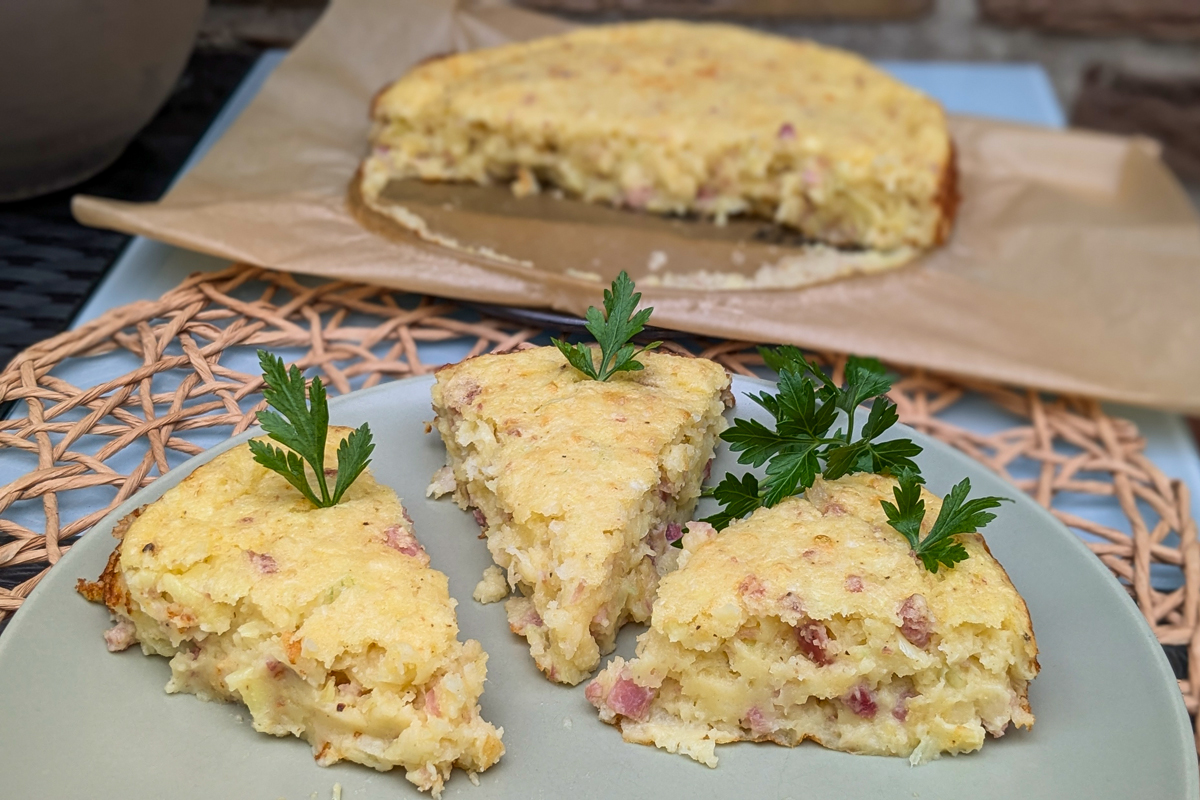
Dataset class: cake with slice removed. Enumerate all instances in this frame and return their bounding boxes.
[364,21,956,255]
[78,427,503,796]
[430,346,732,685]
[587,472,1038,766]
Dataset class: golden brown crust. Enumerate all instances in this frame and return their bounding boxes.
[111,506,142,541]
[973,531,1040,673]
[76,506,143,610]
[75,540,129,614]
[932,142,960,246]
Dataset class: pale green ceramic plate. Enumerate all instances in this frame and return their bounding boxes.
[1,375,1195,799]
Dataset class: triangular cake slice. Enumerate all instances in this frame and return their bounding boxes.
[587,473,1038,766]
[430,346,732,685]
[78,427,503,796]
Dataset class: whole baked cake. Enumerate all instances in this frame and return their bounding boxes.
[364,21,956,254]
[587,473,1038,766]
[429,346,732,685]
[78,428,504,796]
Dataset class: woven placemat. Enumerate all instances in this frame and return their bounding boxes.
[1,263,1196,749]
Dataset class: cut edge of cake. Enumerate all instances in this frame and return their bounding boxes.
[78,431,504,796]
[363,21,958,256]
[429,347,733,685]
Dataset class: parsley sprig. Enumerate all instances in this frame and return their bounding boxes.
[248,350,375,508]
[705,347,920,528]
[553,271,662,381]
[882,469,1009,573]
[704,346,1008,572]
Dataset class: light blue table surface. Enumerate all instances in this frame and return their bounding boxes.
[9,51,1198,592]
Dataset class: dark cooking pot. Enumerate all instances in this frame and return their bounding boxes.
[0,0,207,201]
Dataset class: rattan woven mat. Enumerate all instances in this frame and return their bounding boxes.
[1,263,1196,749]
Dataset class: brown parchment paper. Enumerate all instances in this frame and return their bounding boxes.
[71,0,1200,412]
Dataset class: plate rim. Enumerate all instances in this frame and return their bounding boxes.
[1,371,1195,797]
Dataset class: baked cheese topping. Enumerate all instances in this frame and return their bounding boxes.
[78,429,503,796]
[431,346,731,685]
[588,473,1038,766]
[366,21,955,253]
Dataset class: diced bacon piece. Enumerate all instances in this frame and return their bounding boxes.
[795,618,832,666]
[680,520,718,551]
[103,618,137,652]
[425,687,441,718]
[703,458,714,481]
[246,551,278,574]
[664,522,684,544]
[165,603,198,630]
[624,186,653,209]
[778,122,796,140]
[780,591,805,618]
[983,718,1009,737]
[744,706,773,736]
[892,688,915,722]
[844,575,864,593]
[898,594,933,648]
[584,680,605,707]
[510,600,545,635]
[591,606,610,629]
[606,675,655,721]
[448,378,481,410]
[383,524,429,565]
[645,523,671,558]
[843,683,878,719]
[738,574,766,599]
[266,658,287,678]
[472,508,487,529]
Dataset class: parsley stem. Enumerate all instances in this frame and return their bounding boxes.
[314,457,331,505]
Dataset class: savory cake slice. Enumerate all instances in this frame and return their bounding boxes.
[364,21,955,254]
[78,427,503,796]
[587,473,1038,767]
[430,346,732,685]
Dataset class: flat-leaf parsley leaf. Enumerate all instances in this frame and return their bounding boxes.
[706,347,917,527]
[248,350,375,508]
[553,271,662,381]
[881,469,1010,573]
[703,346,1010,573]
